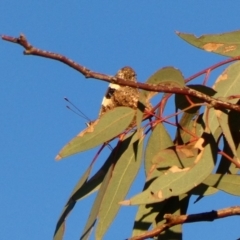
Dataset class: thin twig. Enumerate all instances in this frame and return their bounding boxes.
[129,206,240,240]
[2,34,240,113]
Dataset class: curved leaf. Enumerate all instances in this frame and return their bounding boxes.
[121,135,216,205]
[132,202,166,237]
[177,30,240,57]
[175,113,204,145]
[190,183,218,196]
[216,110,239,160]
[203,174,240,196]
[132,123,173,237]
[175,85,216,113]
[142,67,185,102]
[204,62,240,136]
[53,164,93,240]
[80,162,114,240]
[70,151,118,202]
[155,195,189,239]
[136,92,148,132]
[144,123,173,176]
[96,130,144,239]
[56,107,135,159]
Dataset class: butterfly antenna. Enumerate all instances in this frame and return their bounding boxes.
[64,97,91,122]
[64,97,113,151]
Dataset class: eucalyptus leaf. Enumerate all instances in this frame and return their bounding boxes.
[96,130,144,239]
[121,135,216,205]
[80,162,114,240]
[144,123,173,175]
[203,174,240,196]
[175,85,216,113]
[204,62,240,136]
[53,164,93,240]
[142,67,185,102]
[177,30,240,57]
[56,107,135,159]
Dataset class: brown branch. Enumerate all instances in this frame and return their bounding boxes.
[129,206,240,240]
[2,34,240,113]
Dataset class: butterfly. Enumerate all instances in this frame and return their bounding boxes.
[99,66,152,128]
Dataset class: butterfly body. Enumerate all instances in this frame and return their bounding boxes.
[99,66,139,117]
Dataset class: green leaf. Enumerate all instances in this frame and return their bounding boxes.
[175,85,216,113]
[146,144,199,196]
[142,67,185,102]
[121,134,216,205]
[217,137,235,175]
[70,150,118,202]
[190,183,218,196]
[204,62,240,136]
[155,195,189,240]
[53,164,93,240]
[203,174,240,196]
[136,92,147,132]
[132,202,166,237]
[132,123,173,237]
[54,134,137,239]
[80,161,114,240]
[144,122,173,175]
[175,113,204,145]
[152,145,198,169]
[95,130,144,240]
[56,107,135,159]
[177,30,240,57]
[216,109,239,160]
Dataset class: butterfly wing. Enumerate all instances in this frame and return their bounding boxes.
[99,66,139,117]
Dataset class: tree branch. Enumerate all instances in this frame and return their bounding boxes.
[2,34,240,112]
[129,206,240,240]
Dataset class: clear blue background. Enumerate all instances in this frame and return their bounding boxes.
[1,1,240,239]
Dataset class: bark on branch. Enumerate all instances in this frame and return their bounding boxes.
[2,34,240,112]
[129,206,240,240]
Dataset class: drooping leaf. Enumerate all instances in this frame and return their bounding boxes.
[217,137,235,175]
[144,122,173,176]
[53,164,93,240]
[70,149,119,202]
[142,67,185,102]
[145,144,198,197]
[56,107,135,159]
[175,85,216,113]
[95,130,144,240]
[121,134,216,205]
[80,161,114,240]
[204,61,240,136]
[215,109,239,160]
[175,113,204,145]
[203,174,240,196]
[74,132,147,203]
[54,134,137,239]
[132,123,173,237]
[136,92,148,132]
[228,101,240,133]
[155,195,189,240]
[177,30,240,57]
[152,144,198,169]
[189,183,218,197]
[132,202,166,237]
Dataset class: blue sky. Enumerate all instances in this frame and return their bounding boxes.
[1,1,240,240]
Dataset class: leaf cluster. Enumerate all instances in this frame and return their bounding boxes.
[6,30,240,240]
